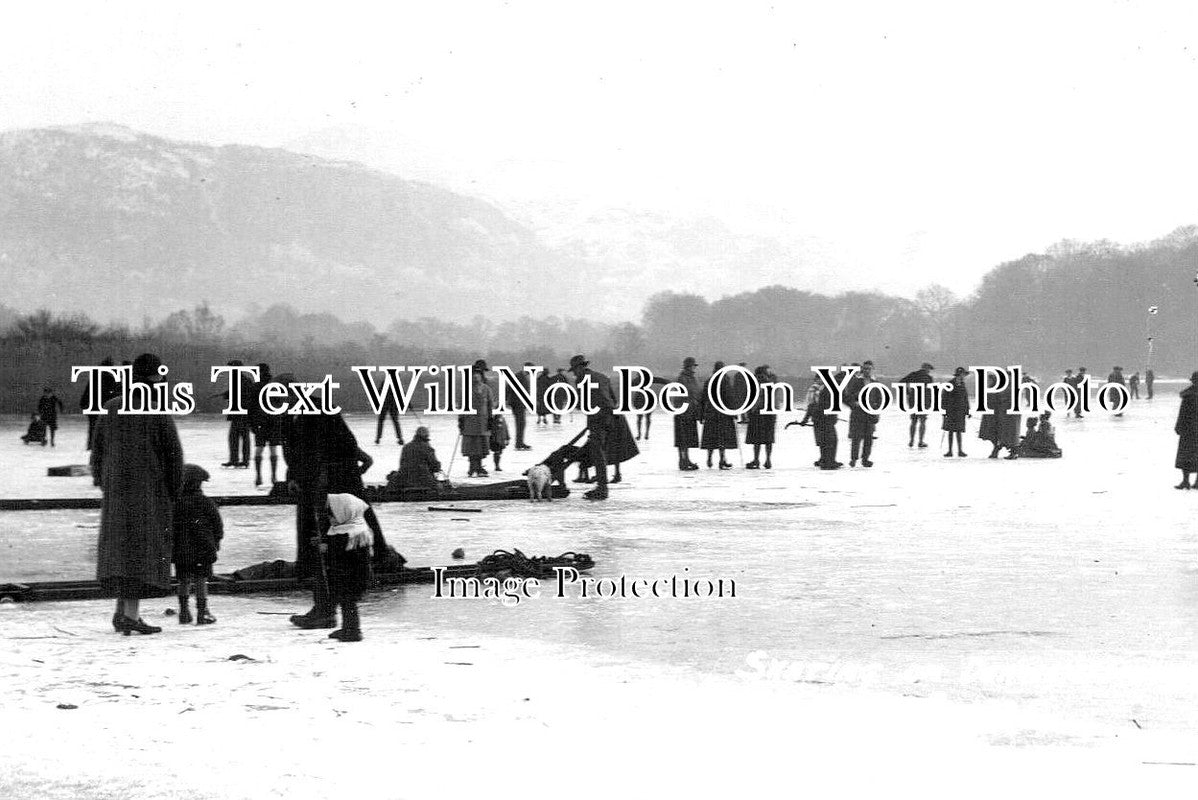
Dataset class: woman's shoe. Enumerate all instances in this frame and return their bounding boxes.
[957,452,967,457]
[685,462,700,471]
[763,459,772,469]
[119,617,162,636]
[610,474,622,484]
[475,467,489,477]
[196,610,216,625]
[1175,482,1191,490]
[111,612,123,632]
[328,629,363,642]
[745,460,760,469]
[944,451,954,457]
[719,461,733,470]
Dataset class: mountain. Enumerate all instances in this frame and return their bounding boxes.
[0,124,585,325]
[287,126,857,306]
[507,202,845,302]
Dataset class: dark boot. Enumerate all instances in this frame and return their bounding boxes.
[291,583,336,628]
[178,595,192,625]
[329,602,362,642]
[196,601,215,625]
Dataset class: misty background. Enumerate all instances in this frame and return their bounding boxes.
[1,4,1196,411]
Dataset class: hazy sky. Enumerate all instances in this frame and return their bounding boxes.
[2,1,1196,296]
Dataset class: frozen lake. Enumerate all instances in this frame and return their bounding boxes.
[2,393,1196,743]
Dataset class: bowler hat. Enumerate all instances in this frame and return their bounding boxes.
[131,353,162,381]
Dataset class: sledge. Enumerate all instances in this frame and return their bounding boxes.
[0,480,569,512]
[47,465,91,477]
[0,551,596,603]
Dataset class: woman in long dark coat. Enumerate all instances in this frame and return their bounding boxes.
[672,357,701,470]
[1175,372,1198,489]
[575,413,641,484]
[91,353,184,635]
[941,367,970,457]
[535,368,552,424]
[745,365,776,469]
[978,374,1019,459]
[700,361,738,469]
[459,367,494,477]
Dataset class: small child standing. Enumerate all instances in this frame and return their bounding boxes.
[173,464,223,625]
[490,414,510,473]
[323,493,375,642]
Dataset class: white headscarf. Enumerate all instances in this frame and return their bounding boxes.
[325,493,373,553]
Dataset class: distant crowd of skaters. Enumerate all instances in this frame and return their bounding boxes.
[18,352,1198,641]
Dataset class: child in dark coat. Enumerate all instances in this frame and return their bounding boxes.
[173,464,223,624]
[490,414,510,472]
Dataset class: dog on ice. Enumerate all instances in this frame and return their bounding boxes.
[525,464,553,501]
[524,442,586,501]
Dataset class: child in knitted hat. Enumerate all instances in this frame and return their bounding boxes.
[173,464,223,624]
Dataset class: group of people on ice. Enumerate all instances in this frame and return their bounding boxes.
[36,348,1198,646]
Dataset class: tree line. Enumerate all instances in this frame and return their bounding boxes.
[2,227,1196,413]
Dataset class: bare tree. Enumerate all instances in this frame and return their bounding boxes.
[914,284,959,352]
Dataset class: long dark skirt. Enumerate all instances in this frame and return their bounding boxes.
[746,410,776,445]
[701,414,738,450]
[98,577,171,599]
[673,416,699,448]
[462,434,490,457]
[604,415,641,465]
[1178,432,1198,471]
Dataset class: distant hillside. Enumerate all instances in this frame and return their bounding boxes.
[0,124,583,325]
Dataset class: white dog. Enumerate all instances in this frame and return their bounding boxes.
[525,464,553,502]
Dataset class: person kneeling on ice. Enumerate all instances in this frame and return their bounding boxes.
[20,413,47,445]
[173,464,223,624]
[321,493,375,642]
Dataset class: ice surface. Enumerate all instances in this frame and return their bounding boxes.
[1,394,1196,763]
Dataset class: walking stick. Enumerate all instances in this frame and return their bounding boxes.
[446,433,462,479]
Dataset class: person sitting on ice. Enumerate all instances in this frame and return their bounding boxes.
[1017,412,1062,459]
[20,413,47,445]
[389,426,444,493]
